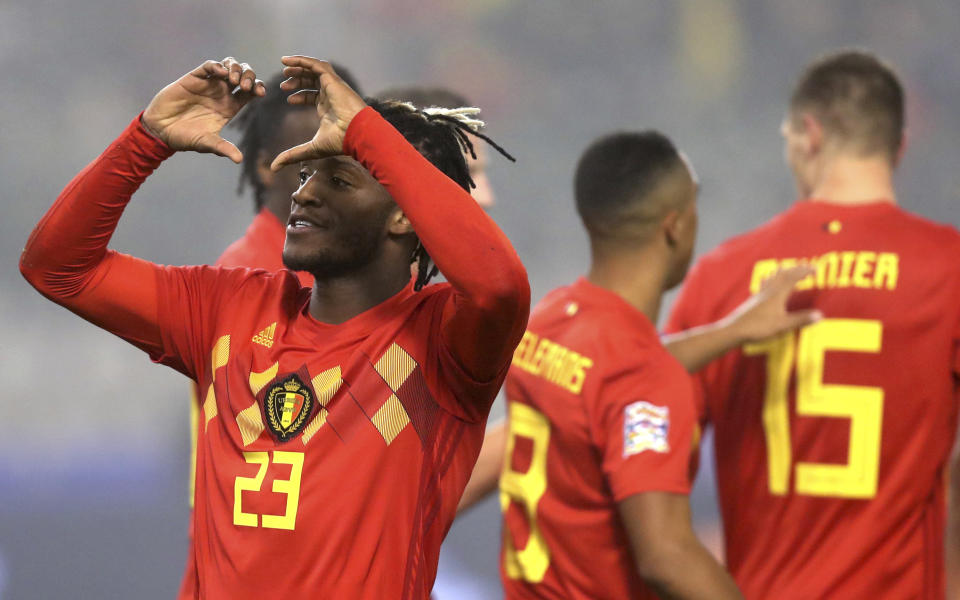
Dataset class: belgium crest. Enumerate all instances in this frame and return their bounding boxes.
[263,373,314,442]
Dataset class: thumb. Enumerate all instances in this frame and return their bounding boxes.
[271,141,316,172]
[784,309,823,331]
[211,138,243,164]
[197,134,242,164]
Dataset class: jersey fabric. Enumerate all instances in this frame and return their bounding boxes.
[666,200,960,599]
[21,107,529,600]
[500,277,696,600]
[178,209,312,600]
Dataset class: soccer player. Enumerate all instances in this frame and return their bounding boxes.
[177,64,363,600]
[499,131,816,599]
[20,55,529,600]
[666,50,960,598]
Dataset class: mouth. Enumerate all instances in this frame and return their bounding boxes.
[287,213,329,233]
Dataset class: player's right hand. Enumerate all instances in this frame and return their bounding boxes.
[141,58,265,163]
[727,265,823,343]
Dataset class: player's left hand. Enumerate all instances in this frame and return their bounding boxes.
[726,265,823,343]
[270,56,368,171]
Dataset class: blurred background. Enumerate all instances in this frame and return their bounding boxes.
[1,0,958,597]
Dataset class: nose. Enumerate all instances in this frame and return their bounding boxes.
[291,181,318,206]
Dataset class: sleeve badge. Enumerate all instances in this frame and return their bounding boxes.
[623,401,670,457]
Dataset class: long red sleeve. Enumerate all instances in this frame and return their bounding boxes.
[20,115,175,358]
[344,108,530,382]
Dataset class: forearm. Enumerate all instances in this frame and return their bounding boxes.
[638,537,742,600]
[457,419,507,513]
[344,108,529,315]
[662,318,743,373]
[20,114,173,345]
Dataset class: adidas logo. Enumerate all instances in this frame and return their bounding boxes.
[252,322,277,348]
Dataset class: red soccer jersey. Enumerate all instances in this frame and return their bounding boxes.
[666,200,960,599]
[21,108,529,600]
[500,278,696,600]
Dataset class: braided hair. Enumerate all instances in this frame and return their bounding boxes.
[232,65,363,211]
[367,99,515,291]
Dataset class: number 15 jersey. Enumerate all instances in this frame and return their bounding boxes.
[667,200,960,599]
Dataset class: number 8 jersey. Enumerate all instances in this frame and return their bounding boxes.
[501,277,698,599]
[666,200,960,599]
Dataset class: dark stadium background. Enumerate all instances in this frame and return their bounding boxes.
[1,1,957,598]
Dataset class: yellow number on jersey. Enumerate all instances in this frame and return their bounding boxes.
[233,451,305,530]
[744,319,884,498]
[500,403,551,583]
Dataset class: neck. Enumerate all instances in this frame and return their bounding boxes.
[307,261,411,325]
[805,154,897,205]
[586,243,668,323]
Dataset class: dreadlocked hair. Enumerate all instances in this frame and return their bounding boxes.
[367,99,515,291]
[233,65,363,211]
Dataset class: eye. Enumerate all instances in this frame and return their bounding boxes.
[298,170,310,185]
[330,175,350,188]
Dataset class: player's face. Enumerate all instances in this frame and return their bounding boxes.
[282,156,400,278]
[467,143,495,209]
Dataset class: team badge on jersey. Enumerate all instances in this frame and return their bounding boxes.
[623,401,669,456]
[263,374,314,442]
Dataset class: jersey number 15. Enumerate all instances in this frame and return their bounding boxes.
[745,318,883,499]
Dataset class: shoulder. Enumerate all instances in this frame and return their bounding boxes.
[889,206,960,249]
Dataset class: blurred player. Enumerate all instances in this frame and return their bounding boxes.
[177,65,362,600]
[21,55,528,599]
[500,131,816,599]
[666,50,960,598]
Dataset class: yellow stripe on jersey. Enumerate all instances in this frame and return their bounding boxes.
[372,395,411,445]
[203,383,217,431]
[302,367,343,444]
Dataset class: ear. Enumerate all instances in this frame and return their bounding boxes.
[256,149,275,188]
[800,112,824,155]
[387,207,415,236]
[662,209,683,248]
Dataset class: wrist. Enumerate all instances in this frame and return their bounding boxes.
[139,113,166,144]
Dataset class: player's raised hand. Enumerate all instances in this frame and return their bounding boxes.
[270,56,368,171]
[727,265,823,343]
[141,58,265,163]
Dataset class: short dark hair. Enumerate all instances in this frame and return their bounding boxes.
[233,63,363,211]
[375,86,470,110]
[366,99,514,290]
[574,131,686,238]
[790,50,904,161]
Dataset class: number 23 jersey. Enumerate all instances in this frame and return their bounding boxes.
[157,269,499,600]
[667,200,960,599]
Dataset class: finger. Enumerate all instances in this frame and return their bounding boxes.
[280,74,319,92]
[190,60,228,80]
[253,79,266,97]
[784,309,824,330]
[222,56,242,86]
[763,264,816,295]
[286,89,319,105]
[207,136,243,164]
[271,141,322,172]
[280,56,343,87]
[239,62,256,92]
